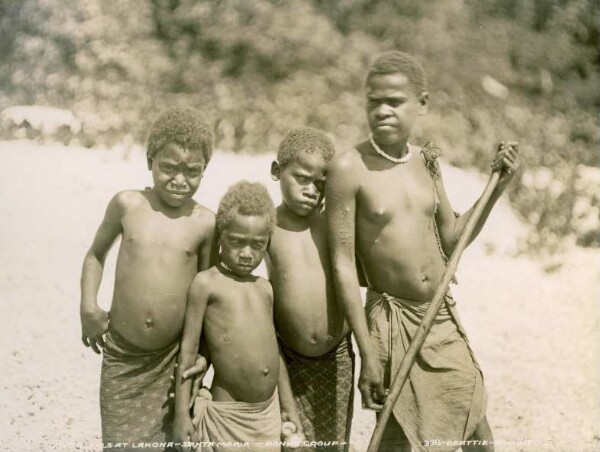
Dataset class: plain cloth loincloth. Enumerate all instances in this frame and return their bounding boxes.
[192,389,281,452]
[366,289,487,452]
[279,335,355,452]
[100,328,178,451]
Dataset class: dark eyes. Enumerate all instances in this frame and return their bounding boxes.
[187,169,202,178]
[159,163,203,178]
[368,99,405,108]
[229,239,266,249]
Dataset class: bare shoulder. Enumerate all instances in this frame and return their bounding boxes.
[190,202,217,229]
[109,189,147,215]
[326,147,366,201]
[189,266,218,293]
[191,202,216,222]
[329,146,365,175]
[256,277,274,298]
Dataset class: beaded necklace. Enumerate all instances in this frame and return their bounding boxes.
[369,133,413,164]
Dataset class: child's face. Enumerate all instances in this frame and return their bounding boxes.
[273,153,327,217]
[366,73,428,146]
[220,214,270,276]
[150,143,206,208]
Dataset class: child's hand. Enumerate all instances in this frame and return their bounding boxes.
[281,421,306,448]
[173,414,196,451]
[358,357,385,411]
[491,141,521,191]
[80,305,109,354]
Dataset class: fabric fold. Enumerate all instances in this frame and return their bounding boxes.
[192,389,281,452]
[366,289,486,452]
[279,335,355,451]
[100,328,178,451]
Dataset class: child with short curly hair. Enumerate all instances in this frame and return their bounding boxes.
[174,181,300,451]
[79,106,217,450]
[267,127,355,451]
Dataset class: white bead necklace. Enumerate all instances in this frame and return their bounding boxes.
[369,134,413,164]
[218,260,234,273]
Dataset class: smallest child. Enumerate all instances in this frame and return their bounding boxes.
[173,181,299,451]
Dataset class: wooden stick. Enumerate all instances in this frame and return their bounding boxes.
[367,171,501,452]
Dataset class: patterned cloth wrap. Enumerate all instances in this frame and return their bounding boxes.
[366,289,487,452]
[279,335,355,452]
[192,388,281,452]
[100,328,179,452]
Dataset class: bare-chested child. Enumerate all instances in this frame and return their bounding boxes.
[173,181,293,451]
[326,51,521,452]
[79,107,217,450]
[266,128,354,451]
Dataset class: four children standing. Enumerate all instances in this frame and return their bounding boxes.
[80,51,520,452]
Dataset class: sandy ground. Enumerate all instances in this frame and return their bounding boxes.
[0,140,598,452]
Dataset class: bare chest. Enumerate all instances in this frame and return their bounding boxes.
[121,210,202,257]
[207,284,272,332]
[357,162,436,226]
[269,226,327,270]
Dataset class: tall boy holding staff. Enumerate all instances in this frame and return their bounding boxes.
[326,51,520,452]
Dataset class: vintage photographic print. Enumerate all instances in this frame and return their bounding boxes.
[0,1,598,451]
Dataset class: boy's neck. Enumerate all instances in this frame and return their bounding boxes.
[276,203,315,231]
[147,188,194,218]
[371,137,411,159]
[216,261,257,282]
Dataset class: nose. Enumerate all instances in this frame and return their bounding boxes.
[374,105,391,120]
[304,183,318,199]
[171,172,187,187]
[239,246,253,262]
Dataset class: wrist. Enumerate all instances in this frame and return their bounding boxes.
[80,300,100,312]
[175,407,191,418]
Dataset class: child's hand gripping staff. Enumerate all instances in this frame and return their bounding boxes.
[367,142,520,452]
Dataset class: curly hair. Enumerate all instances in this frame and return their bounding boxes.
[277,127,335,168]
[366,51,427,94]
[216,181,276,235]
[147,107,214,163]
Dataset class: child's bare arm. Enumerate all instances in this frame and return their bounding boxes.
[435,142,520,255]
[326,153,384,411]
[173,274,210,446]
[198,218,218,271]
[80,191,130,353]
[277,347,305,442]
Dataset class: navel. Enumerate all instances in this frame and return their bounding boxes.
[262,368,270,376]
[222,334,230,343]
[144,318,153,328]
[421,275,429,282]
[309,336,318,345]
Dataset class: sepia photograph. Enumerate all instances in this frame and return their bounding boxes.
[0,1,598,451]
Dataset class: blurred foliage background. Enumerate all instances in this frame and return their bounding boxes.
[0,0,598,253]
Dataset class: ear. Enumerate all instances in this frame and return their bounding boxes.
[270,160,281,181]
[147,157,153,170]
[418,91,429,115]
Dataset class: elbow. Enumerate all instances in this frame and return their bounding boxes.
[84,249,105,267]
[331,261,353,285]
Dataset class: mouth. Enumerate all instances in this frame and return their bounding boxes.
[299,200,318,209]
[166,190,190,196]
[374,123,396,130]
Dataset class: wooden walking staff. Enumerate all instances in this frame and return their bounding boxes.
[367,169,503,452]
